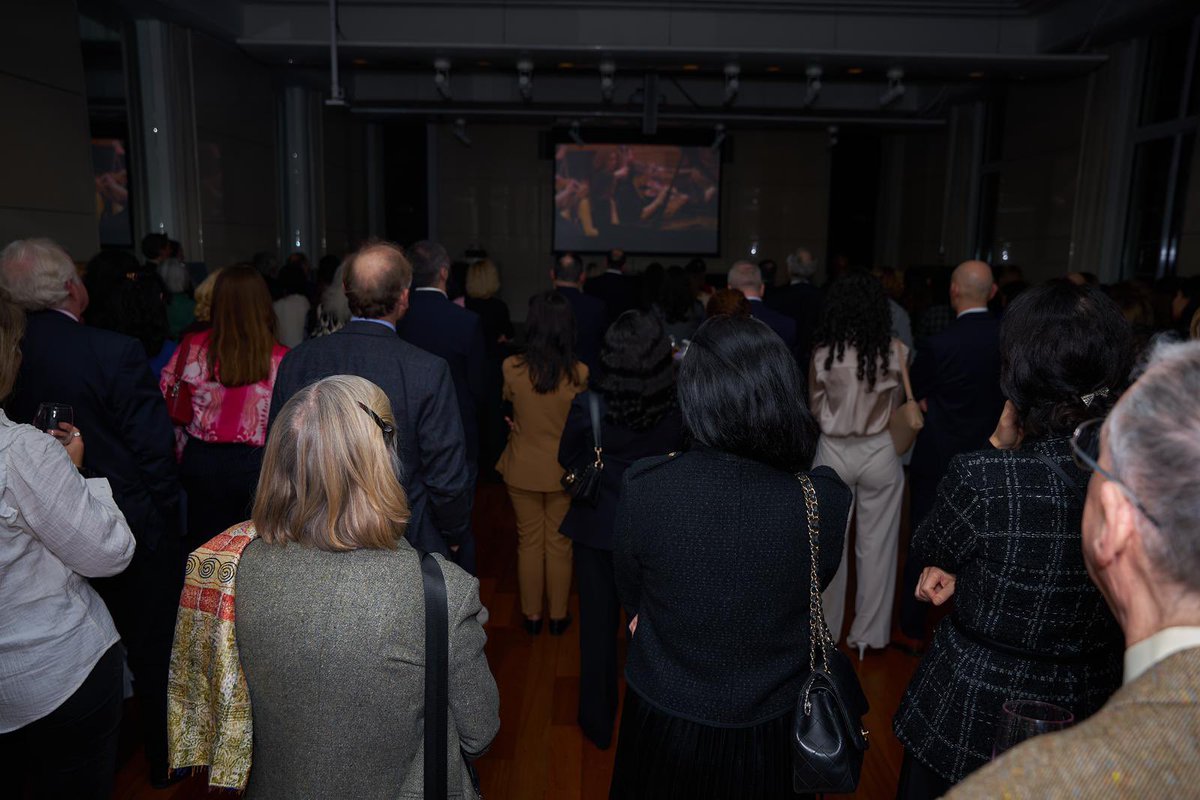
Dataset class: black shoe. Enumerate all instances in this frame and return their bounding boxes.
[523,617,543,635]
[548,615,573,636]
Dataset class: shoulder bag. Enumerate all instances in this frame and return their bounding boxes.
[166,335,197,426]
[888,345,924,456]
[791,473,871,795]
[560,392,604,506]
[420,551,482,800]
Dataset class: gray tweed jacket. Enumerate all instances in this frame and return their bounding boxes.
[234,539,499,799]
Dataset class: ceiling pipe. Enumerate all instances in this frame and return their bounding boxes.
[325,0,347,106]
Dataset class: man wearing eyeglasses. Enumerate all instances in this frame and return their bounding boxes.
[946,341,1200,797]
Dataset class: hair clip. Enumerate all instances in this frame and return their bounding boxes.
[1081,388,1110,407]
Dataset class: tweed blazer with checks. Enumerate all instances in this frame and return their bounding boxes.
[893,437,1124,783]
[945,646,1200,798]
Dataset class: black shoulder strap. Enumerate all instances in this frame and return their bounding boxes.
[1030,449,1086,504]
[587,390,603,451]
[420,551,449,800]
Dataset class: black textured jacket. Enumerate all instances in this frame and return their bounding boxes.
[614,446,851,726]
[894,438,1124,783]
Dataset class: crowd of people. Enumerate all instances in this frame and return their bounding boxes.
[2,229,1200,800]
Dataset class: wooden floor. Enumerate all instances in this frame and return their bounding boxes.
[106,481,922,800]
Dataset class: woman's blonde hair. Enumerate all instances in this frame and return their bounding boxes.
[466,259,501,300]
[253,375,410,551]
[0,291,25,400]
[193,267,224,323]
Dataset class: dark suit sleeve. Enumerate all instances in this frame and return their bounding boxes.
[912,456,981,573]
[909,337,938,401]
[419,360,472,546]
[268,351,297,429]
[557,394,591,469]
[110,338,181,539]
[613,471,642,615]
[466,315,487,411]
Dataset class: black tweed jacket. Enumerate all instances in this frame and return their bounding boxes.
[893,438,1124,783]
[614,446,851,727]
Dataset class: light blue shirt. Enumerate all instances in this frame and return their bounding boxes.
[350,317,397,332]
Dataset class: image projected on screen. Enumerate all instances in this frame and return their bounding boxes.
[554,144,720,255]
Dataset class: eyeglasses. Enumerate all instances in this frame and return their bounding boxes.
[356,401,395,447]
[1070,418,1161,528]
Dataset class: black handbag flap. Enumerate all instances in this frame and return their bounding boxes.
[801,668,869,752]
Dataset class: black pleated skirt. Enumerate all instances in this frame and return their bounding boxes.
[609,688,813,800]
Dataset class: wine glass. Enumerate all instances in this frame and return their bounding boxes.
[33,402,74,435]
[993,699,1074,758]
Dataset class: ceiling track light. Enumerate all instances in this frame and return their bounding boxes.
[599,59,616,103]
[517,58,534,101]
[569,120,585,146]
[433,58,451,100]
[879,67,905,107]
[802,65,823,108]
[724,63,740,106]
[452,117,471,147]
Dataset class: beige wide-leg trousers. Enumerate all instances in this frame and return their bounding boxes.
[814,431,904,650]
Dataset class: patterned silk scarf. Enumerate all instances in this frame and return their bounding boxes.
[167,521,258,790]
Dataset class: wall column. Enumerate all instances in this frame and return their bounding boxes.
[281,85,324,257]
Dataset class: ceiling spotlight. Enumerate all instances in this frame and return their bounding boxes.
[433,58,451,100]
[452,117,471,147]
[600,59,616,103]
[724,63,740,105]
[802,65,823,108]
[517,58,534,101]
[879,67,905,107]
[569,120,585,146]
[711,123,726,151]
[827,124,839,148]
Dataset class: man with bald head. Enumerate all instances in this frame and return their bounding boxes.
[727,260,797,351]
[269,240,473,563]
[897,260,1005,651]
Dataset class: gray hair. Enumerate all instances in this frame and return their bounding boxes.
[786,248,817,281]
[1107,339,1200,592]
[726,260,762,291]
[0,238,77,311]
[158,258,191,294]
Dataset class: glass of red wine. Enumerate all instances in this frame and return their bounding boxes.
[33,402,74,435]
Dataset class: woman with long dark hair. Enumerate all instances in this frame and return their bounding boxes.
[810,269,908,658]
[159,264,288,552]
[496,290,588,635]
[558,310,684,749]
[893,282,1130,798]
[85,250,175,377]
[609,314,850,798]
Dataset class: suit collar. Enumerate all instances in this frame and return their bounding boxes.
[341,319,400,338]
[1110,646,1200,707]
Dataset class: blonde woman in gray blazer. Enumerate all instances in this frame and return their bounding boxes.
[235,375,499,799]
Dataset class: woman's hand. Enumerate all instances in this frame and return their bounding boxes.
[989,400,1023,450]
[49,422,85,468]
[504,416,521,435]
[915,567,956,606]
[628,614,639,636]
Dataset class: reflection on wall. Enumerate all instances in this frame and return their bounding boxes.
[92,138,131,247]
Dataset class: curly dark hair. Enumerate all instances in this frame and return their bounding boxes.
[1000,280,1133,439]
[521,290,582,394]
[593,310,676,431]
[814,269,893,391]
[85,250,168,359]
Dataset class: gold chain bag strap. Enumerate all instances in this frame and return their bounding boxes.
[791,473,871,795]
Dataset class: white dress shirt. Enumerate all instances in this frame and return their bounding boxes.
[1124,626,1200,686]
[0,411,135,732]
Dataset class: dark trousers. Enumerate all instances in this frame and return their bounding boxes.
[898,470,939,639]
[896,749,952,800]
[0,643,124,799]
[180,438,264,552]
[575,542,621,749]
[92,534,185,783]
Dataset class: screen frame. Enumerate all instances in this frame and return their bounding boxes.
[548,128,725,258]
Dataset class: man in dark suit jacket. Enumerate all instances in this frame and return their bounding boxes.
[270,241,474,569]
[0,238,183,785]
[397,240,487,471]
[584,249,639,325]
[553,253,607,372]
[728,260,798,350]
[766,247,823,368]
[898,260,1004,646]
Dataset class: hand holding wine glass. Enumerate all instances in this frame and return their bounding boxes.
[34,403,83,467]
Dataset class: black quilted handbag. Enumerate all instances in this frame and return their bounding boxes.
[560,392,604,506]
[791,473,870,794]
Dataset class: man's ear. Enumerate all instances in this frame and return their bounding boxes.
[1092,480,1135,570]
[988,283,998,302]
